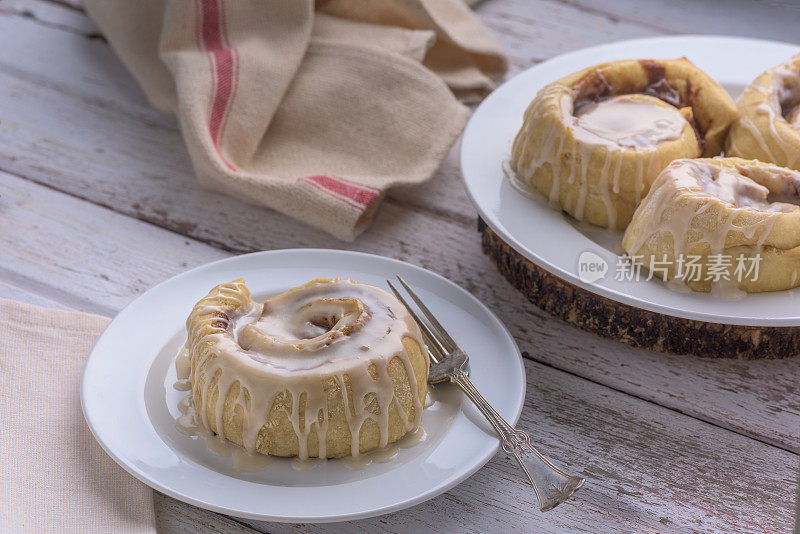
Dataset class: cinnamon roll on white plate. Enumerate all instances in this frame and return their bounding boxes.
[181,277,429,459]
[727,54,800,170]
[509,58,738,229]
[81,248,526,522]
[623,157,800,293]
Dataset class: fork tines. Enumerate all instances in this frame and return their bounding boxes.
[386,276,460,363]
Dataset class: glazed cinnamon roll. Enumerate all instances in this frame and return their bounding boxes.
[509,58,738,229]
[178,278,429,459]
[623,157,800,293]
[727,54,800,170]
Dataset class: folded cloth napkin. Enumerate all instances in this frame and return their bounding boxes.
[83,0,507,241]
[0,299,155,533]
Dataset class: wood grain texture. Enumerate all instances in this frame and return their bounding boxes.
[549,0,800,45]
[0,171,228,315]
[153,492,258,534]
[233,355,798,534]
[1,0,799,531]
[0,278,74,310]
[480,218,800,359]
[0,0,798,453]
[6,260,797,533]
[475,0,657,75]
[1,131,798,534]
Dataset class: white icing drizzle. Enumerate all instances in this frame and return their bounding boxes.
[175,392,277,472]
[625,160,797,291]
[730,61,800,168]
[597,149,616,226]
[503,158,536,199]
[172,379,192,391]
[511,85,694,230]
[291,457,323,471]
[573,95,687,149]
[179,278,428,461]
[341,427,427,471]
[689,163,798,213]
[174,387,429,473]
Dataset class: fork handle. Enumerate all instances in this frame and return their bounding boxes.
[450,369,585,512]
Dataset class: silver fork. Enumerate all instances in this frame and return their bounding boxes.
[388,276,585,512]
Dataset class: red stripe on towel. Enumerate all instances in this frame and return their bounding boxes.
[300,175,380,210]
[197,0,237,171]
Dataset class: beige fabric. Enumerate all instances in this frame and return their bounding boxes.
[84,0,506,241]
[0,299,155,534]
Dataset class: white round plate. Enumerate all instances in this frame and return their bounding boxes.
[81,249,525,522]
[461,36,800,327]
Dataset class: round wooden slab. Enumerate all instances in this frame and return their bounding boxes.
[478,218,800,359]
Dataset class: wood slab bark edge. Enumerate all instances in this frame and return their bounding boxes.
[478,218,799,359]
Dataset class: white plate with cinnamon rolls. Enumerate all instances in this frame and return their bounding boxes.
[81,249,525,522]
[461,36,800,326]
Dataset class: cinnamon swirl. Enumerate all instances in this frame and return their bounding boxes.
[178,277,429,459]
[509,58,738,229]
[623,157,800,293]
[727,54,800,170]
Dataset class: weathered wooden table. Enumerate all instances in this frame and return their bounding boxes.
[2,0,798,531]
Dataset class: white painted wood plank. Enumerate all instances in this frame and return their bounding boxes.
[154,492,258,534]
[0,6,797,453]
[0,171,227,315]
[0,277,74,310]
[0,0,176,128]
[548,0,800,47]
[473,0,658,75]
[0,0,655,222]
[0,151,796,534]
[245,357,798,533]
[3,1,796,532]
[1,0,97,34]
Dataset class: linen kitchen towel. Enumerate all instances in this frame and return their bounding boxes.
[0,298,156,534]
[84,0,507,241]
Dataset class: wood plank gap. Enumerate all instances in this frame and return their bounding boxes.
[384,196,474,229]
[0,159,215,245]
[0,1,97,38]
[0,154,474,251]
[0,264,116,316]
[0,60,175,132]
[545,0,678,35]
[225,515,266,534]
[523,350,800,455]
[24,0,85,14]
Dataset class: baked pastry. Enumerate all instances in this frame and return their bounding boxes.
[509,58,738,229]
[623,157,800,293]
[727,54,800,170]
[180,277,429,459]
